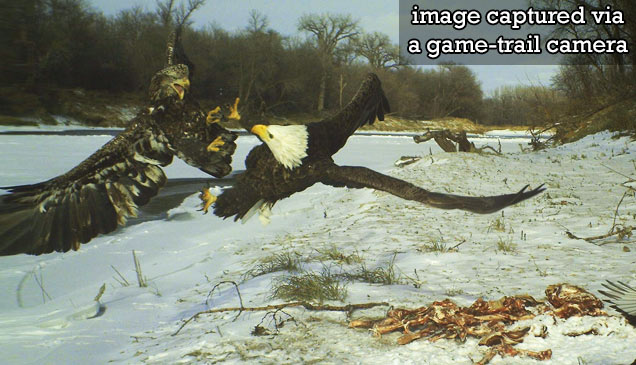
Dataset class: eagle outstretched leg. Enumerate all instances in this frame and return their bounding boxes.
[198,187,217,214]
[206,136,225,152]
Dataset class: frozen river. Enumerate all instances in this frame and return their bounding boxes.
[3,128,633,365]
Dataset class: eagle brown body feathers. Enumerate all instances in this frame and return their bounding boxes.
[213,73,544,222]
[0,65,237,255]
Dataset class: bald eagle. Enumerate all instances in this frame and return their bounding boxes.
[600,281,636,317]
[201,73,545,223]
[0,34,239,256]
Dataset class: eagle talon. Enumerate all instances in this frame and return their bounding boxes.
[207,136,225,152]
[198,188,217,214]
[206,97,240,124]
[206,106,221,124]
[228,97,241,120]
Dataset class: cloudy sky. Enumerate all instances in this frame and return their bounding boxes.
[88,0,558,93]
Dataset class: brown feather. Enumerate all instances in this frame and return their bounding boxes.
[306,73,390,158]
[321,165,545,214]
[0,65,237,255]
[215,73,544,222]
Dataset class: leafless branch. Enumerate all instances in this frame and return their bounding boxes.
[173,300,388,336]
[205,280,244,321]
[565,190,634,244]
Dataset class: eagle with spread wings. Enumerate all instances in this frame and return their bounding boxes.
[200,73,545,223]
[0,31,239,255]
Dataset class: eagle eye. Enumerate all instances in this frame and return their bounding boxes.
[268,132,274,139]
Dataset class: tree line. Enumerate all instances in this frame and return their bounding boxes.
[487,0,635,131]
[1,0,634,129]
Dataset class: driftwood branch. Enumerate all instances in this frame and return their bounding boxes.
[414,129,472,152]
[205,281,244,322]
[602,163,636,192]
[173,296,389,336]
[565,227,633,243]
[565,190,634,244]
[252,308,298,336]
[527,127,554,151]
[479,145,502,155]
[414,129,501,155]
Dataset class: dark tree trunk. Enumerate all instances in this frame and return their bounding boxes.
[317,70,326,112]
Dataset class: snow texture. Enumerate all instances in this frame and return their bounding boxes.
[1,130,635,364]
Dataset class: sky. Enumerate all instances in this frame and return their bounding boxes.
[87,0,559,93]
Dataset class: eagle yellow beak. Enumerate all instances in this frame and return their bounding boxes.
[251,124,270,141]
[171,77,190,100]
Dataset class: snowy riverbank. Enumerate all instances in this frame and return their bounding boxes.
[1,131,635,364]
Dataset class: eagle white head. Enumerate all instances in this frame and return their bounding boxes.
[250,124,309,169]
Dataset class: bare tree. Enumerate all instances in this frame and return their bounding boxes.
[156,0,205,28]
[298,13,359,111]
[423,64,483,120]
[530,0,633,80]
[529,0,634,137]
[247,9,268,34]
[352,32,400,70]
[156,0,176,26]
[236,11,272,106]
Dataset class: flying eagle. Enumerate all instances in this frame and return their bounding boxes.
[0,34,239,256]
[200,73,545,223]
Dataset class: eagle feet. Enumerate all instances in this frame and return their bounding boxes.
[227,97,241,121]
[198,187,217,214]
[205,97,241,124]
[206,136,225,152]
[206,106,222,124]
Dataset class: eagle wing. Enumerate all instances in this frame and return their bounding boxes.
[213,145,276,221]
[321,165,545,214]
[600,281,636,316]
[0,120,173,255]
[307,73,390,157]
[169,127,236,177]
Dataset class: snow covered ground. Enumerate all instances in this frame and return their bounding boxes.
[1,130,635,364]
